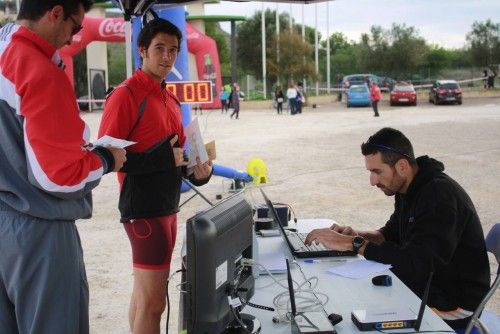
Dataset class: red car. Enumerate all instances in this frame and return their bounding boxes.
[390,83,417,106]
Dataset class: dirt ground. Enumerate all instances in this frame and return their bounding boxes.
[79,96,500,333]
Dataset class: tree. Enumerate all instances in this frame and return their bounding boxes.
[466,19,500,74]
[236,9,317,80]
[204,22,230,76]
[356,24,427,80]
[267,31,319,84]
[319,33,358,82]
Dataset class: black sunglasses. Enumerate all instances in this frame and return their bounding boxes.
[365,137,414,161]
[68,15,83,36]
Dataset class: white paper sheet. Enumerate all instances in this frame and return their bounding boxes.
[185,118,208,168]
[90,135,136,149]
[327,259,392,279]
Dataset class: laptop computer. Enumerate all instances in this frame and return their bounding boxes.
[259,189,356,259]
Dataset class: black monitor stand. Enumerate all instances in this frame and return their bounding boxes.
[225,313,261,334]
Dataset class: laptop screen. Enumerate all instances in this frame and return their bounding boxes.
[259,188,289,238]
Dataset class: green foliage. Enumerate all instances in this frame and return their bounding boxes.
[466,19,500,72]
[73,52,88,98]
[236,9,318,80]
[107,42,126,86]
[267,30,319,84]
[356,24,427,80]
[204,22,230,76]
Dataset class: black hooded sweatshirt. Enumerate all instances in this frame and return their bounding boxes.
[364,156,490,327]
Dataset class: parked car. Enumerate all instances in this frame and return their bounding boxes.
[346,84,371,107]
[343,74,394,92]
[429,80,462,105]
[390,82,417,106]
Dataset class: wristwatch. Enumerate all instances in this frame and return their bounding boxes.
[352,236,366,253]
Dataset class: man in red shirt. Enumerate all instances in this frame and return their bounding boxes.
[99,18,212,334]
[370,81,381,117]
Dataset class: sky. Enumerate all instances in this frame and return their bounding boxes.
[202,0,500,49]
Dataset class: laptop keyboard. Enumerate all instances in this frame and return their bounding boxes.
[289,232,327,251]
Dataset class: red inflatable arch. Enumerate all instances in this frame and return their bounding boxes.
[61,16,222,109]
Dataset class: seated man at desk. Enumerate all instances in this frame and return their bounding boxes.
[305,127,490,329]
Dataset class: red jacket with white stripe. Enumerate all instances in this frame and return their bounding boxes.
[0,24,113,221]
[99,69,210,221]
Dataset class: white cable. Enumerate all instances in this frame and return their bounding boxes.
[241,259,330,323]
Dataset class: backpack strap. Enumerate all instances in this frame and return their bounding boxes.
[122,84,147,140]
[106,84,147,141]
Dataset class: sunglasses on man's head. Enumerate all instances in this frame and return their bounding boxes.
[365,136,414,161]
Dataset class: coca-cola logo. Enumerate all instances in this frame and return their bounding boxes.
[98,19,126,38]
[186,32,200,40]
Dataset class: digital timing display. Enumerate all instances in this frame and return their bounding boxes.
[165,81,213,104]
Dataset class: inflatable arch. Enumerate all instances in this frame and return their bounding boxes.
[60,16,222,109]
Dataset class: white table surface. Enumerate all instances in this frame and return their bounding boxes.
[245,219,454,334]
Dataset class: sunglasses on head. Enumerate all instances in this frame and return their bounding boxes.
[365,136,414,161]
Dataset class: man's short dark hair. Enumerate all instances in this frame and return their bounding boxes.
[361,127,416,166]
[137,18,182,51]
[18,0,93,21]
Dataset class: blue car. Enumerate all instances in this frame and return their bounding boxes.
[346,84,371,107]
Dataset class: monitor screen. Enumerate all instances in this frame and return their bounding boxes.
[186,191,255,334]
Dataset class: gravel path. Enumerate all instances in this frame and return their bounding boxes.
[79,96,500,333]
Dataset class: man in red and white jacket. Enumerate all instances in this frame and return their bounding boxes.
[370,81,382,117]
[0,1,126,333]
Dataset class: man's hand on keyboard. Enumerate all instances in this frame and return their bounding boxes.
[330,223,357,236]
[305,228,354,252]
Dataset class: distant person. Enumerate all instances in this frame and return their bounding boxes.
[219,86,230,113]
[370,81,381,117]
[0,1,127,333]
[337,75,343,102]
[483,69,488,89]
[487,74,495,89]
[98,18,212,334]
[286,83,298,115]
[229,82,241,119]
[305,127,490,330]
[275,86,284,114]
[295,83,304,114]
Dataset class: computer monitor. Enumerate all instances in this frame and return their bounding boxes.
[186,191,255,334]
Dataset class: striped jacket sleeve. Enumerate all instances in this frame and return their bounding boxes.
[6,50,107,200]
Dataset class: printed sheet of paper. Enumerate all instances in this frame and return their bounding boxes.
[185,118,208,168]
[327,259,392,279]
[91,135,136,149]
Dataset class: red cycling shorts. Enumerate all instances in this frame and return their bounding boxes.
[123,214,177,270]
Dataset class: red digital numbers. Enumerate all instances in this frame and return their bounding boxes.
[166,81,213,104]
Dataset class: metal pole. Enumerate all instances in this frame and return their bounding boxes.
[289,3,292,30]
[276,3,280,85]
[261,3,267,98]
[125,21,133,78]
[314,4,319,96]
[326,1,331,94]
[302,4,306,92]
[231,20,237,85]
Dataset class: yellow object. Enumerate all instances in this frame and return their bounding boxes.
[247,158,268,185]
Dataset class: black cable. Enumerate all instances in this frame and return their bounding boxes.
[166,279,170,334]
[166,269,185,334]
[229,304,252,334]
